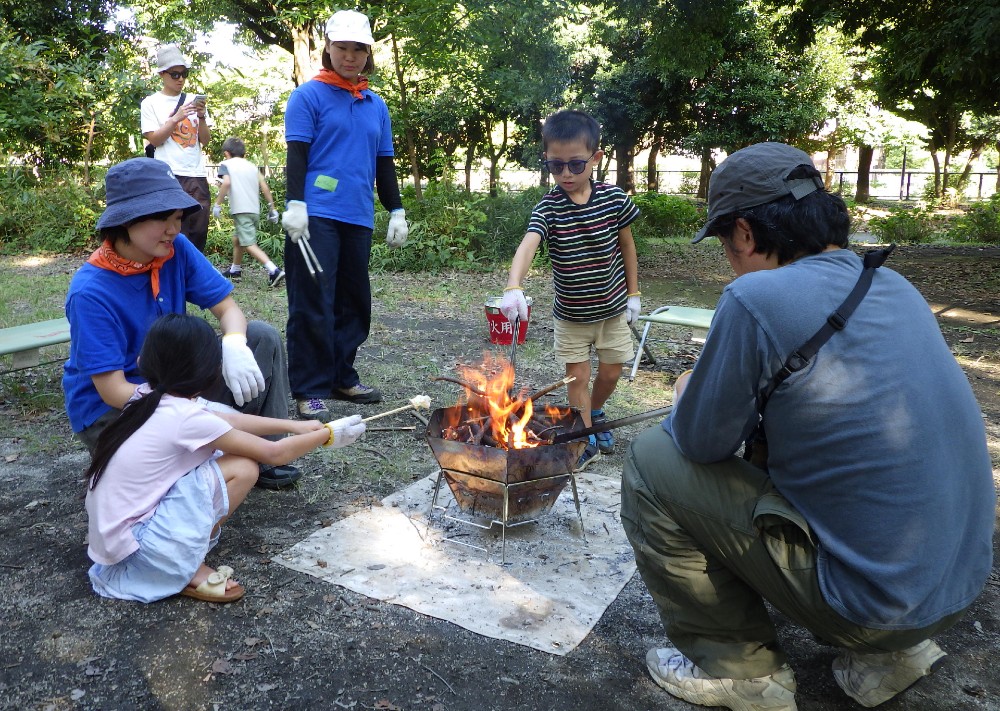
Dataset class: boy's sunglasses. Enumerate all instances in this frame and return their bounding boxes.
[163,70,189,80]
[543,152,596,175]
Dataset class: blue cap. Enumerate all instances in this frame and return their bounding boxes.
[96,158,201,230]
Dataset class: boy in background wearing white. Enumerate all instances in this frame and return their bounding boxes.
[214,137,285,288]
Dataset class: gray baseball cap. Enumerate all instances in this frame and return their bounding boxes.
[692,142,824,243]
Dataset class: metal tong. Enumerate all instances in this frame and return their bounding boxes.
[297,237,324,281]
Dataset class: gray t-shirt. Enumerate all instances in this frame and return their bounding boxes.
[666,248,994,629]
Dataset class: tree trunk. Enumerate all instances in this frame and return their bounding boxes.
[84,113,96,184]
[930,149,941,197]
[291,23,314,86]
[615,143,634,193]
[391,35,422,200]
[646,143,659,192]
[854,144,873,204]
[484,118,509,198]
[995,141,1000,193]
[697,147,712,199]
[464,145,474,193]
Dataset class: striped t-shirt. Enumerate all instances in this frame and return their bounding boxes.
[527,181,640,322]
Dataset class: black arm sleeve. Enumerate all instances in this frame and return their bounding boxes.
[375,155,404,212]
[285,140,310,202]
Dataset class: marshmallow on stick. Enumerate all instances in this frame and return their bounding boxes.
[361,395,432,422]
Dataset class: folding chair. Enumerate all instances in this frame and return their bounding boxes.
[628,305,716,381]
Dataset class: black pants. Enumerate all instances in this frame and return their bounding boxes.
[176,175,210,253]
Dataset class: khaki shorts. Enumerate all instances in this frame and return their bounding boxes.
[233,213,260,247]
[553,314,634,365]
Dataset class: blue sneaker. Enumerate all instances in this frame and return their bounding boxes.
[575,440,601,472]
[592,410,614,454]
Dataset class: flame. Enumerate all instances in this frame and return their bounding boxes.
[441,352,570,449]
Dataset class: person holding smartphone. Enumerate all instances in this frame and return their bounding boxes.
[141,44,212,253]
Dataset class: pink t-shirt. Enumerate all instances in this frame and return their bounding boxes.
[86,395,232,565]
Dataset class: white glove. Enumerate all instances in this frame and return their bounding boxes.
[625,295,641,325]
[221,334,265,407]
[267,206,279,223]
[386,209,408,248]
[323,414,366,448]
[282,200,310,243]
[500,288,529,323]
[212,205,222,218]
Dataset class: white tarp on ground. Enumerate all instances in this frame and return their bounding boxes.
[274,471,636,655]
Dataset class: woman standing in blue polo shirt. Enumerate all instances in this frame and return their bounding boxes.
[281,9,409,422]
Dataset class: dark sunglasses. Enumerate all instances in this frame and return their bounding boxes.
[542,152,596,176]
[163,70,189,80]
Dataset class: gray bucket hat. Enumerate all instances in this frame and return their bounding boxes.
[96,158,201,230]
[692,142,824,243]
[155,44,188,72]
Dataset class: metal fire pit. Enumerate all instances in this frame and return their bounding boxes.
[425,405,588,562]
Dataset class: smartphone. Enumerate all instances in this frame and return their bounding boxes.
[193,94,207,105]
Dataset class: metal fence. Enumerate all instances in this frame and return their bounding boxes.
[460,168,1000,202]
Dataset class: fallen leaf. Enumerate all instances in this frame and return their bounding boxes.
[257,683,278,692]
[315,559,329,568]
[5,454,18,463]
[210,658,233,675]
[374,700,402,711]
[70,689,85,701]
[244,637,262,647]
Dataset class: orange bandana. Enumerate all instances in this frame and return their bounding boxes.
[314,68,369,99]
[87,239,174,298]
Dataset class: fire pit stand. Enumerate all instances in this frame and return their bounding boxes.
[424,405,589,564]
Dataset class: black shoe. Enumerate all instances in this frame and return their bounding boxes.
[332,383,382,404]
[257,464,302,489]
[221,266,242,280]
[268,268,285,288]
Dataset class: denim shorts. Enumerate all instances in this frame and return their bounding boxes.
[89,458,229,603]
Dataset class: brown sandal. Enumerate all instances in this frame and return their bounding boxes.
[179,565,246,603]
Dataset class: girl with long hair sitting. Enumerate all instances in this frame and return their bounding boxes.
[84,313,365,603]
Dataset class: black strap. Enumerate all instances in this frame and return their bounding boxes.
[171,92,186,116]
[755,245,894,414]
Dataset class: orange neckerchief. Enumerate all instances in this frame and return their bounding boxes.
[313,68,369,99]
[87,239,174,299]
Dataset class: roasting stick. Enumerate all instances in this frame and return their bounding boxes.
[527,375,576,402]
[361,395,432,423]
[429,376,488,398]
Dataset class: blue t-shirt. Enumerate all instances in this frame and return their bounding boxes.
[63,235,232,432]
[665,249,995,629]
[284,80,395,229]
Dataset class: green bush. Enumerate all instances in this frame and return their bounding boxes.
[371,183,548,272]
[947,194,1000,244]
[630,193,705,249]
[0,168,100,254]
[868,208,938,244]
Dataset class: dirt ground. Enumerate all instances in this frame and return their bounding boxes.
[1,244,998,711]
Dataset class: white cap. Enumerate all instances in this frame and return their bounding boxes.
[156,44,188,72]
[325,10,375,45]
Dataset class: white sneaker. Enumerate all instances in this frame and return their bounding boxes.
[832,639,946,708]
[646,647,797,711]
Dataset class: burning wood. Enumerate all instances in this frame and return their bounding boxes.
[432,353,575,450]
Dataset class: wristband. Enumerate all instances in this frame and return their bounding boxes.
[323,422,335,447]
[503,286,523,292]
[627,291,641,297]
[677,369,694,380]
[222,333,246,340]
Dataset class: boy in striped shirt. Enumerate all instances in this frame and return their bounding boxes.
[501,110,641,471]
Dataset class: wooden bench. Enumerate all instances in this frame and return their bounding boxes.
[0,317,71,373]
[629,305,716,381]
